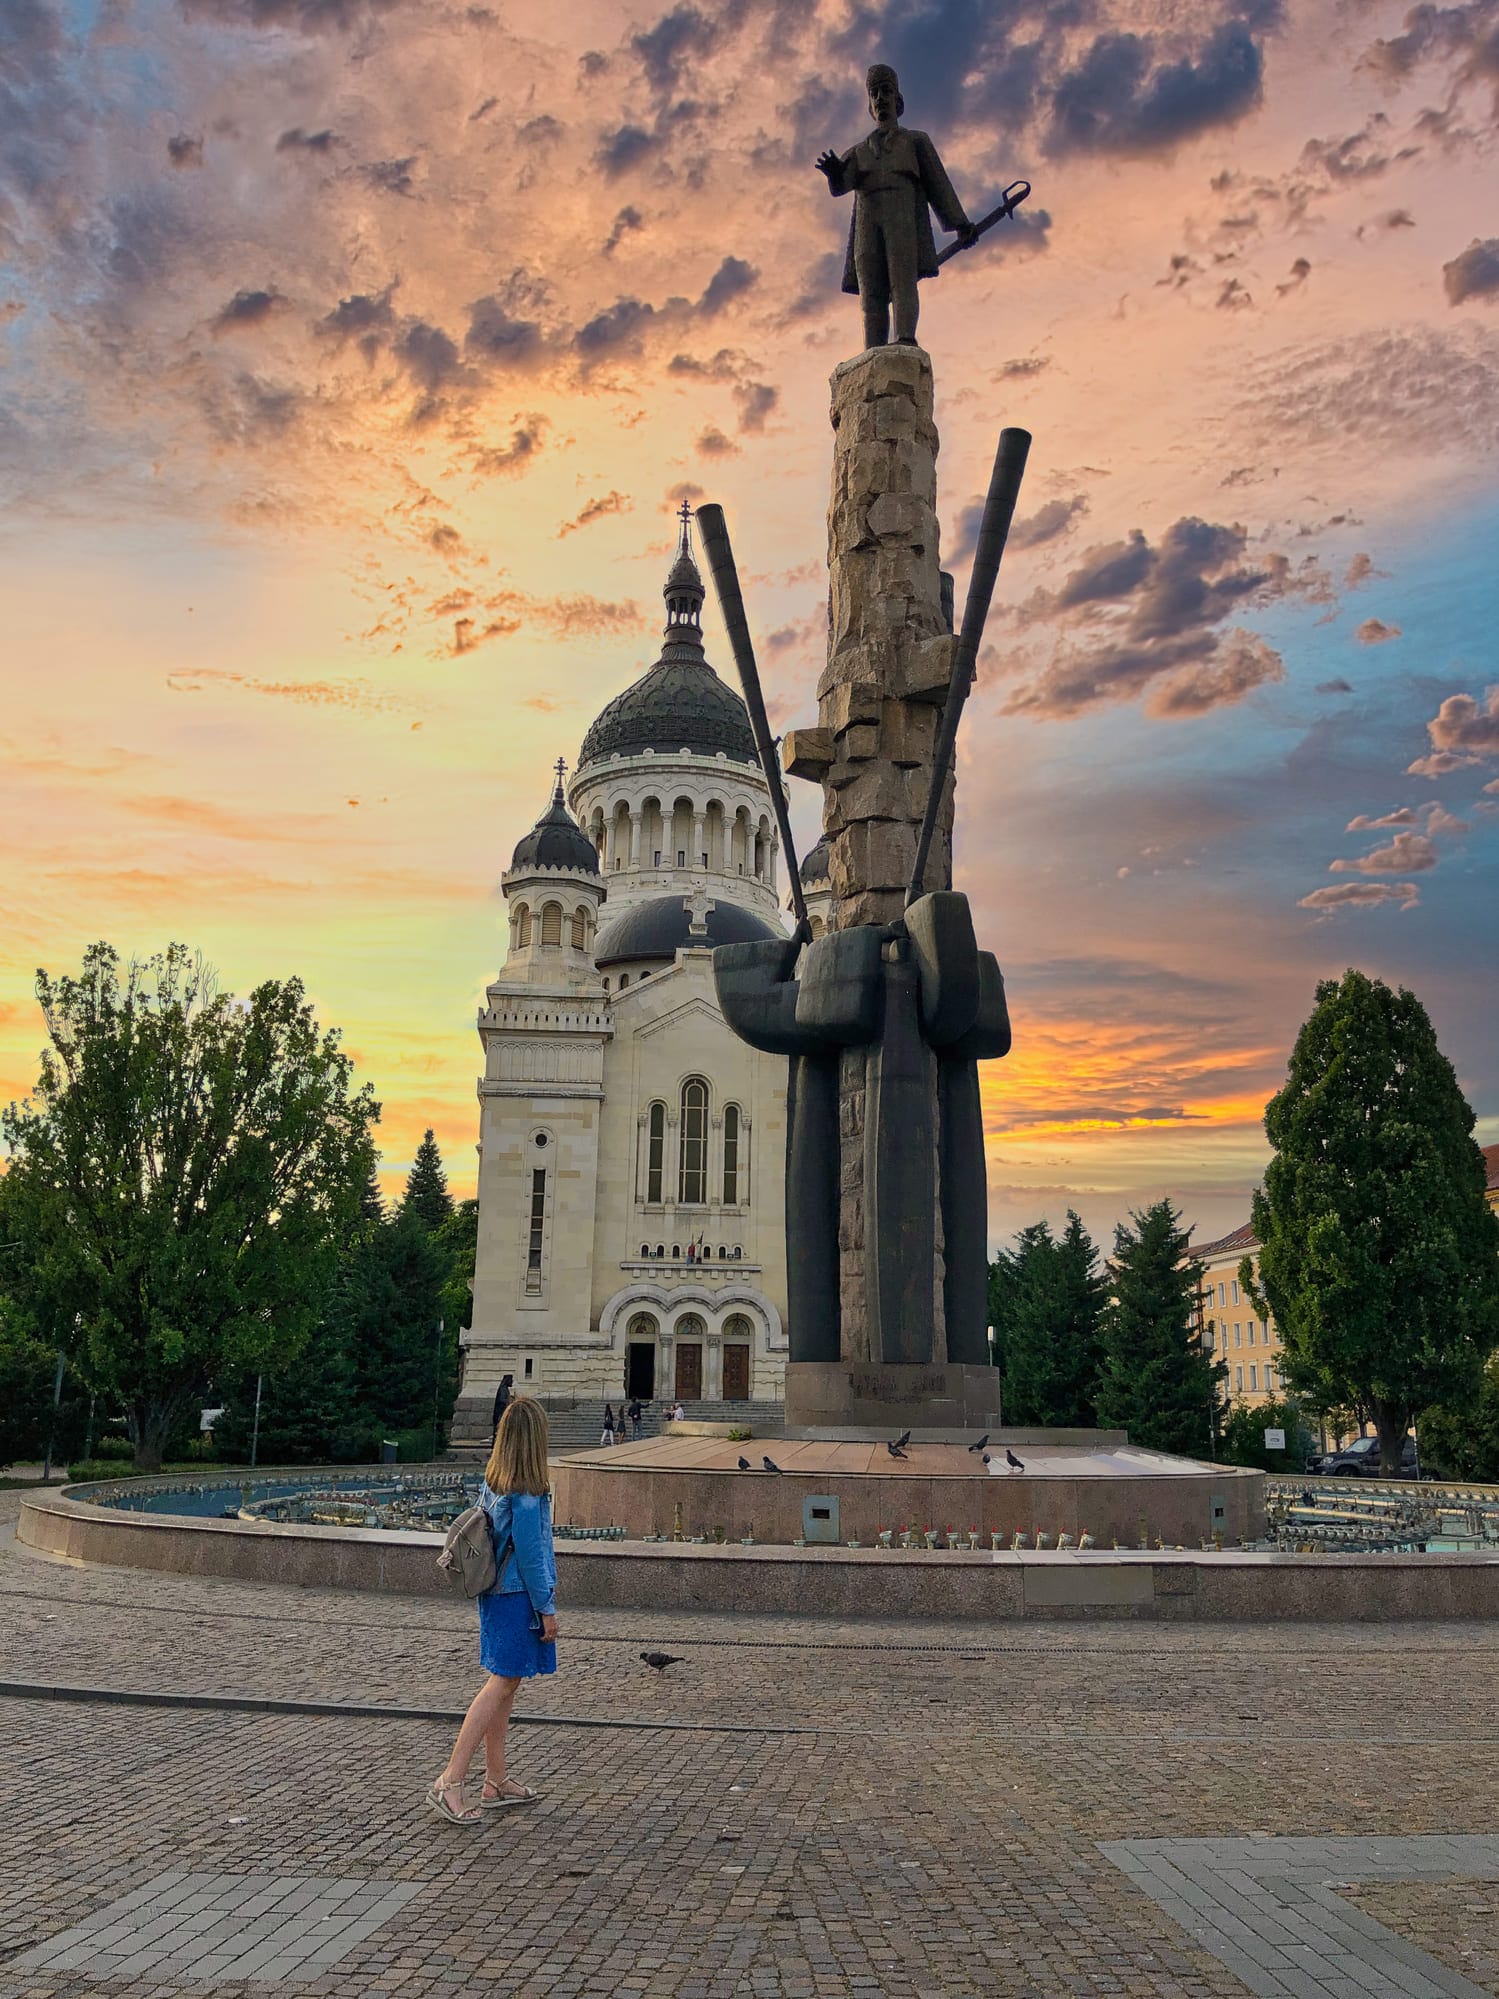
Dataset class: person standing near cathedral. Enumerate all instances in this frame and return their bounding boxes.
[427,1397,556,1825]
[816,63,977,350]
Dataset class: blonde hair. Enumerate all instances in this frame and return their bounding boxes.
[485,1396,550,1496]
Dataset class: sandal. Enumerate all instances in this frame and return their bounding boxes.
[479,1776,542,1810]
[426,1778,482,1826]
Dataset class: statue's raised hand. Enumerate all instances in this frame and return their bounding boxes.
[815,150,841,182]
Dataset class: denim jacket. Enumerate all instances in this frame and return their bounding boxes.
[479,1485,557,1617]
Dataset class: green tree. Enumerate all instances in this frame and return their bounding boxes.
[356,1158,386,1235]
[0,1313,92,1470]
[400,1128,452,1232]
[1251,969,1499,1474]
[334,1212,446,1448]
[1095,1200,1226,1457]
[1216,1397,1314,1473]
[1419,1357,1499,1482]
[0,943,379,1470]
[431,1196,477,1441]
[989,1211,1106,1426]
[212,1316,365,1465]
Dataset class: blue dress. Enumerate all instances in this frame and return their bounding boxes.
[477,1487,557,1681]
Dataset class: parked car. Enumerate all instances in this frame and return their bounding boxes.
[1316,1435,1424,1478]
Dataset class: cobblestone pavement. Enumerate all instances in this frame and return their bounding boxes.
[2,1491,1497,1998]
[1343,1882,1499,1994]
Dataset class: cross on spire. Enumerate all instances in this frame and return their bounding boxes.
[553,755,567,798]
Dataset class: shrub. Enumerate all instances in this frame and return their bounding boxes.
[392,1424,438,1463]
[68,1460,227,1484]
[727,1426,752,1442]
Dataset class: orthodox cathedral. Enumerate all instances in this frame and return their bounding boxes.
[455,515,831,1425]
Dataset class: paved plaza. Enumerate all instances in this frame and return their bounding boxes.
[3,1490,1498,1999]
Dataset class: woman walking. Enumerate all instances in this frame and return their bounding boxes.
[427,1397,557,1826]
[600,1402,616,1447]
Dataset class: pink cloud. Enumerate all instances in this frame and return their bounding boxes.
[1298,881,1422,913]
[1329,830,1438,873]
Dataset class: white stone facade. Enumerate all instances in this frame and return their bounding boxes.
[458,526,793,1417]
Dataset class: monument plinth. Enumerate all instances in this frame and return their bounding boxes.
[782,1358,1000,1433]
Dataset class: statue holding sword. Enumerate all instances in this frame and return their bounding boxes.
[816,62,1031,352]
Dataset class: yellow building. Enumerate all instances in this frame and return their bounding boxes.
[1190,1222,1285,1411]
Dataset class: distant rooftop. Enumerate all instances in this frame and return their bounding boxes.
[1193,1220,1259,1260]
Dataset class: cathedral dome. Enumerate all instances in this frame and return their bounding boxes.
[576,509,758,771]
[800,836,832,884]
[509,769,599,875]
[595,894,782,969]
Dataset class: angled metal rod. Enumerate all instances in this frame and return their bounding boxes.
[695,503,810,932]
[907,426,1032,907]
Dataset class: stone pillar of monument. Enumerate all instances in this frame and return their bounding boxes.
[783,343,961,1380]
[787,343,957,931]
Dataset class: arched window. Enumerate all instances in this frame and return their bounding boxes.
[645,1102,666,1204]
[513,903,531,948]
[540,901,562,946]
[671,1243,681,1259]
[722,1103,741,1205]
[808,915,824,940]
[571,907,588,950]
[732,1244,742,1260]
[679,1077,708,1203]
[640,1243,650,1257]
[619,973,630,990]
[655,1243,665,1259]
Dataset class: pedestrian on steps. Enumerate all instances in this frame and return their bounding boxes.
[490,1373,514,1440]
[600,1402,616,1448]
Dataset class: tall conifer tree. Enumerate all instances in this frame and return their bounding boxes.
[1095,1200,1225,1457]
[1251,969,1499,1472]
[990,1211,1106,1426]
[400,1129,452,1231]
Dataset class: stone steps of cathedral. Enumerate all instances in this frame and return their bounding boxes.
[445,1396,785,1462]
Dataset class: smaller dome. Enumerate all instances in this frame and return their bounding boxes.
[510,772,599,876]
[800,836,832,885]
[595,894,782,968]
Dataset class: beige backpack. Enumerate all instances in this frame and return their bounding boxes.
[437,1504,512,1599]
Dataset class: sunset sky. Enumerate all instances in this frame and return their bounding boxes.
[3,0,1497,1251]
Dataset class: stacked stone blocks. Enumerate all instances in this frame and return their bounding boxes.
[786,344,956,932]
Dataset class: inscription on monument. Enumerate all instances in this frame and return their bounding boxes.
[850,1366,946,1401]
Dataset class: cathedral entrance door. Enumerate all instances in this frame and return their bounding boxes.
[626,1341,656,1400]
[722,1343,750,1402]
[674,1343,703,1402]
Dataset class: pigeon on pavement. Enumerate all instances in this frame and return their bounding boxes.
[640,1651,685,1673]
[894,1430,911,1448]
[1005,1448,1025,1472]
[886,1440,908,1460]
[762,1455,782,1473]
[737,1456,752,1471]
[967,1433,990,1453]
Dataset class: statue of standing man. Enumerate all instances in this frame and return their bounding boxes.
[817,64,978,350]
